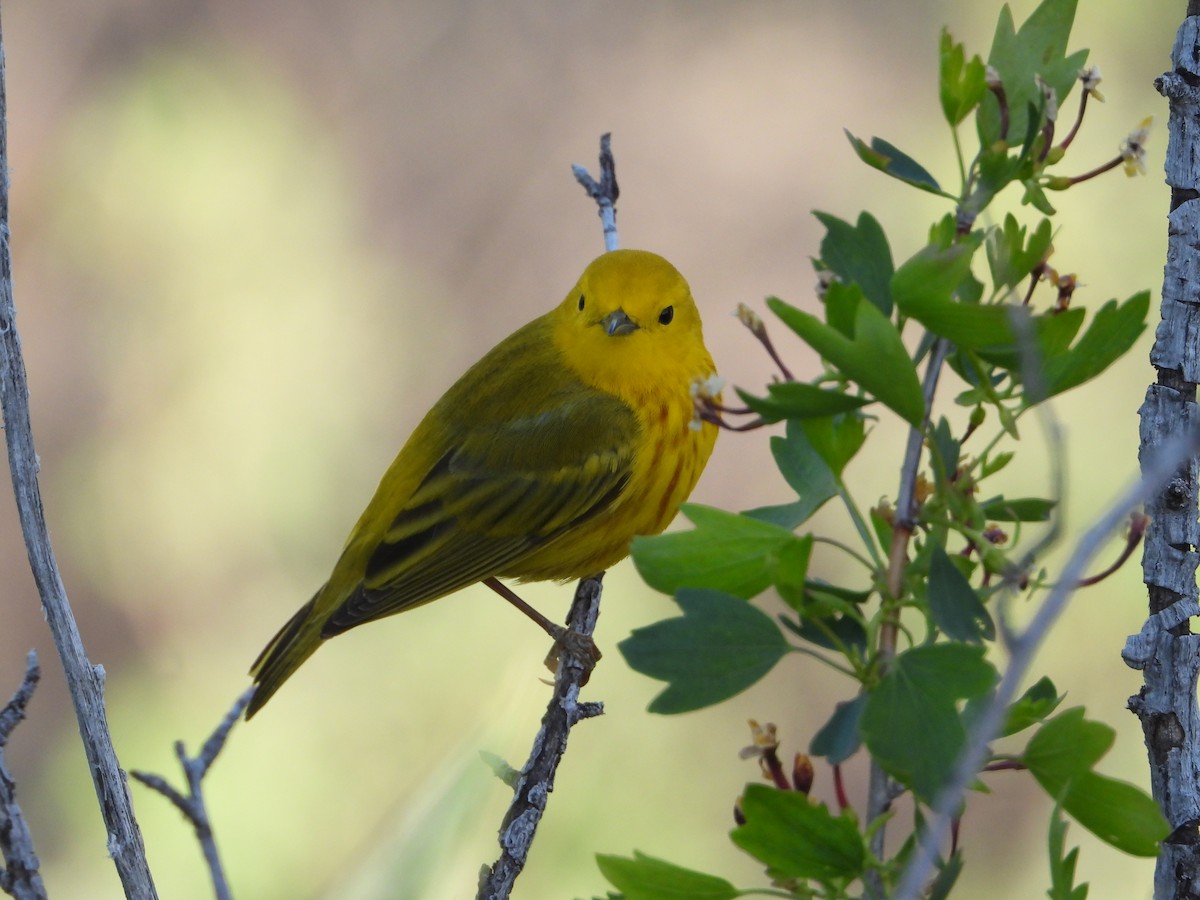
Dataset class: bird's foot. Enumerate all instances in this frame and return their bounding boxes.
[544,626,602,681]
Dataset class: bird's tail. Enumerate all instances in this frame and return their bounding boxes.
[246,591,322,719]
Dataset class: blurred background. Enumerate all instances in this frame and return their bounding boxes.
[0,0,1180,897]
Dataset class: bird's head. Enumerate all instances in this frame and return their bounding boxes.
[552,249,713,397]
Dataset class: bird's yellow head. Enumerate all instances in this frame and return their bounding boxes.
[551,249,715,401]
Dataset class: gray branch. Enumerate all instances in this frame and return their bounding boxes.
[0,6,157,897]
[131,688,255,900]
[0,651,47,900]
[476,574,605,899]
[1130,13,1200,898]
[476,134,619,899]
[572,133,619,252]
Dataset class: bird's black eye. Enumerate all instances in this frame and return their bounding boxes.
[578,294,586,311]
[658,305,674,325]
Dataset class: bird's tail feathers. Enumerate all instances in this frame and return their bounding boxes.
[246,591,322,719]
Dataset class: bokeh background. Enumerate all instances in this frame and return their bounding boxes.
[0,1,1180,897]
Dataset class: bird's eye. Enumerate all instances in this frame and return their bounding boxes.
[578,294,586,311]
[658,306,674,325]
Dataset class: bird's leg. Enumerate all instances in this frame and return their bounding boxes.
[483,577,602,670]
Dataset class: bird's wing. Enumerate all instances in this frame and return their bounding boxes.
[321,389,638,635]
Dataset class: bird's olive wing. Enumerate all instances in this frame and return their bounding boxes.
[323,389,638,635]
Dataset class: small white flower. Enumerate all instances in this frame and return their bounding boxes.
[735,302,763,333]
[690,374,726,400]
[1080,64,1104,101]
[1121,116,1153,177]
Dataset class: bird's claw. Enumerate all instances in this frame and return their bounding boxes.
[544,626,602,682]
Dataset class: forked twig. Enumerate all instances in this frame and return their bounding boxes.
[572,133,619,252]
[130,688,256,900]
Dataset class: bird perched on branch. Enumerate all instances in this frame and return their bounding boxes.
[247,249,719,718]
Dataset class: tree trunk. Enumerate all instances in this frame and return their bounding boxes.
[1131,10,1200,898]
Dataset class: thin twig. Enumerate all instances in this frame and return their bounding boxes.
[130,688,255,900]
[1073,511,1147,588]
[736,303,795,382]
[0,652,38,745]
[0,7,157,896]
[476,574,606,899]
[572,133,619,252]
[892,423,1200,900]
[0,651,47,900]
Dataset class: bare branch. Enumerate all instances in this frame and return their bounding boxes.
[0,651,47,900]
[572,133,620,252]
[0,652,37,744]
[0,8,157,897]
[476,575,605,899]
[130,688,255,900]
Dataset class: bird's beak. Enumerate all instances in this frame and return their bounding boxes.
[601,309,639,337]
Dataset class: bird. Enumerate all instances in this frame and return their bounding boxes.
[246,248,719,718]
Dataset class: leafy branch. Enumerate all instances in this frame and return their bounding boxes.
[596,1,1165,897]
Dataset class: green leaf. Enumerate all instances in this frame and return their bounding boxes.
[800,413,866,477]
[978,0,1088,147]
[927,544,995,643]
[1022,179,1058,216]
[939,29,987,127]
[1057,771,1168,857]
[596,851,739,900]
[632,504,805,599]
[979,495,1056,522]
[845,131,947,197]
[781,606,867,655]
[731,783,865,882]
[1047,806,1089,900]
[811,695,865,765]
[1002,676,1063,736]
[1024,708,1169,855]
[771,535,813,608]
[767,420,839,526]
[781,594,868,651]
[892,242,977,311]
[814,210,895,315]
[986,215,1053,292]
[741,501,813,529]
[861,644,997,802]
[768,290,925,426]
[929,417,960,486]
[972,306,1082,371]
[736,382,869,424]
[1037,292,1150,400]
[980,450,1015,478]
[619,589,790,714]
[928,851,964,900]
[973,143,1023,207]
[892,243,1025,351]
[1025,708,1115,793]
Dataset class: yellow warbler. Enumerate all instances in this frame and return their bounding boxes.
[247,249,718,717]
